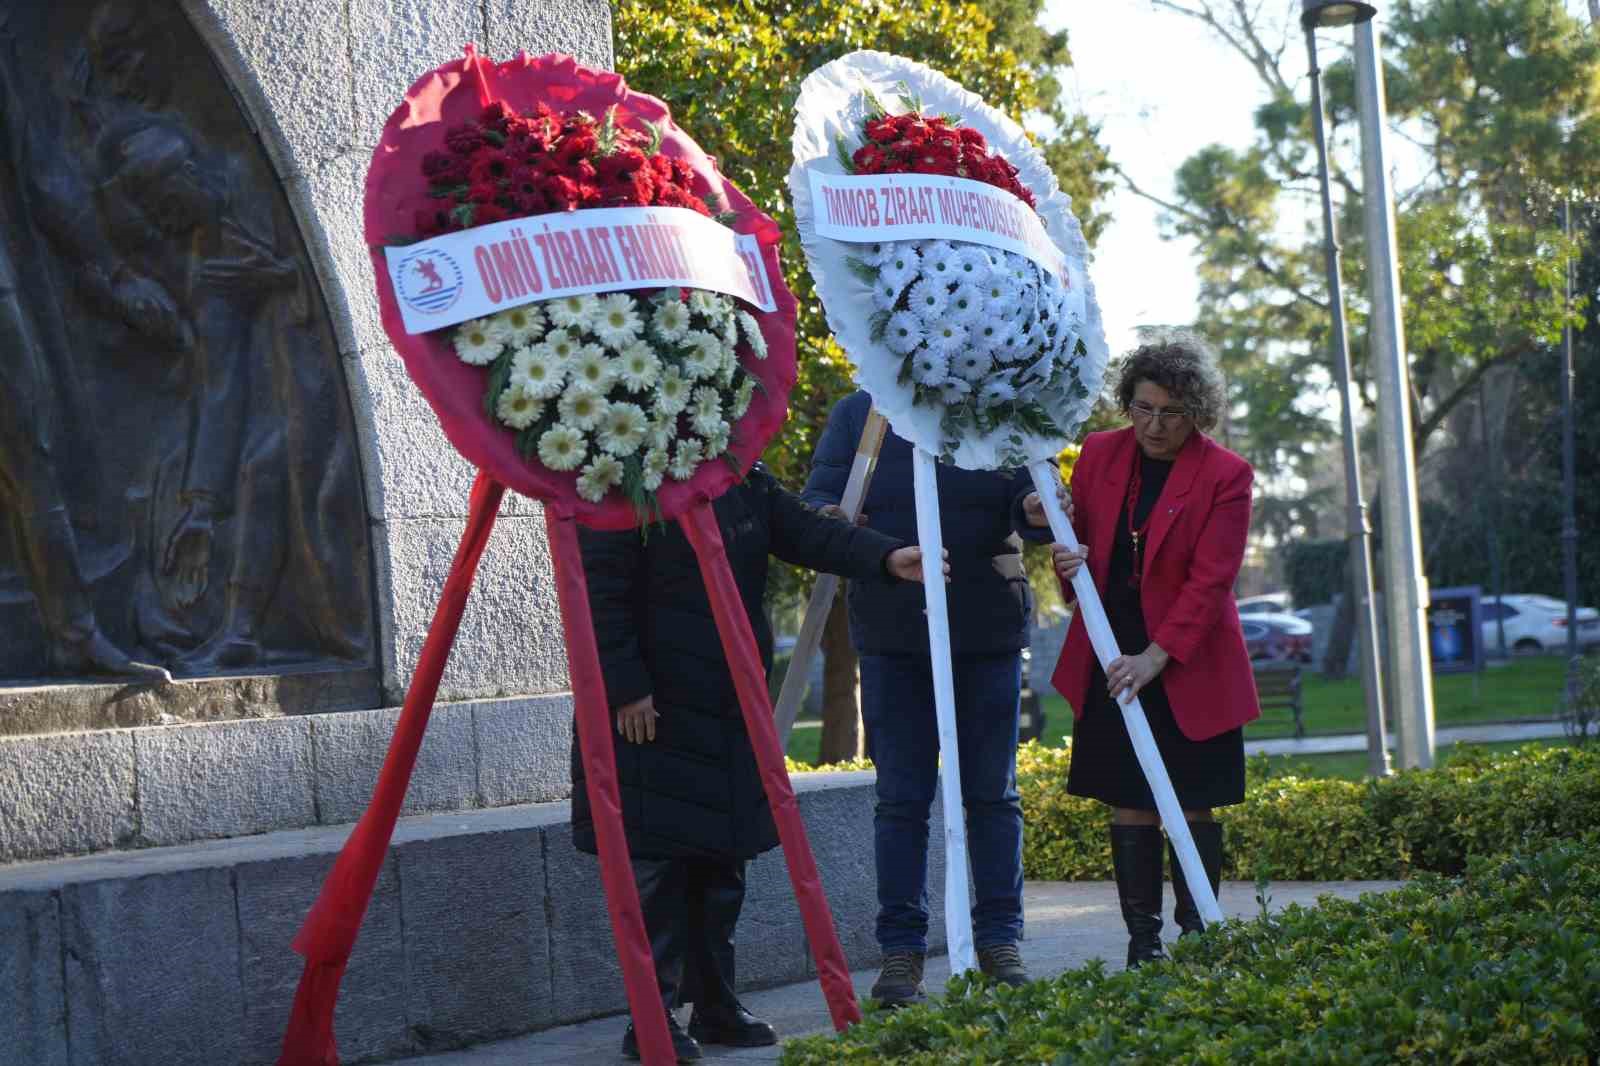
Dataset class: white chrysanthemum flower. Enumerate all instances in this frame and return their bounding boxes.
[597,401,649,457]
[689,386,722,436]
[738,310,767,359]
[951,248,990,285]
[884,310,926,355]
[544,328,581,363]
[951,349,993,382]
[494,304,546,346]
[871,272,907,312]
[703,420,731,458]
[907,276,949,322]
[495,383,543,430]
[593,293,643,349]
[919,240,960,283]
[940,378,973,404]
[569,344,617,392]
[651,296,692,342]
[547,292,599,331]
[616,342,661,393]
[731,375,756,419]
[669,438,705,481]
[453,318,503,366]
[925,320,968,356]
[480,314,516,344]
[980,274,1017,315]
[654,367,691,416]
[911,348,950,387]
[688,289,730,323]
[979,378,1018,408]
[680,330,724,381]
[642,446,670,491]
[576,454,624,503]
[510,343,567,399]
[537,425,586,471]
[993,323,1027,362]
[643,410,676,451]
[720,313,740,353]
[969,319,1004,353]
[557,384,608,431]
[715,349,738,388]
[857,241,896,266]
[946,284,984,324]
[877,245,921,290]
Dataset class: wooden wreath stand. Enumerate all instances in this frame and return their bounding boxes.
[275,474,861,1066]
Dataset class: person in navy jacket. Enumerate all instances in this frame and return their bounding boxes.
[1048,334,1258,967]
[802,389,1057,1005]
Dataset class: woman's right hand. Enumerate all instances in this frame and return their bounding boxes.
[1051,543,1089,582]
[615,695,659,744]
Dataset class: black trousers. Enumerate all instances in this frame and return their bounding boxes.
[632,856,745,1013]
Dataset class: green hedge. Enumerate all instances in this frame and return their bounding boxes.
[779,837,1600,1064]
[1016,742,1600,881]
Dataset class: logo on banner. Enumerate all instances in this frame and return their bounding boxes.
[395,246,465,316]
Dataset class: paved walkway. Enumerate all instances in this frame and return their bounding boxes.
[404,878,1400,1066]
[1243,719,1566,757]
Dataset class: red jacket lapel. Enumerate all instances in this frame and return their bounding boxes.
[1141,432,1208,577]
[1091,429,1137,586]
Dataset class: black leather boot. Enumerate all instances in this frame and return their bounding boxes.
[1110,824,1165,968]
[1170,821,1225,936]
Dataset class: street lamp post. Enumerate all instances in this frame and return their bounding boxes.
[1352,13,1437,768]
[1562,200,1580,711]
[1300,0,1389,777]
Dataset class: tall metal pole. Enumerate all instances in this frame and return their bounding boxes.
[1305,24,1390,777]
[1354,19,1436,768]
[1479,377,1507,658]
[1562,200,1580,708]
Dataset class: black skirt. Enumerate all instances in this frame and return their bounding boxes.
[1065,453,1245,811]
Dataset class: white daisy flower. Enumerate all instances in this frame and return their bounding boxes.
[651,296,692,342]
[593,293,643,349]
[642,447,670,491]
[907,276,949,322]
[738,311,768,359]
[919,240,959,283]
[547,292,599,331]
[495,383,543,430]
[597,401,649,457]
[979,378,1018,408]
[911,348,950,387]
[654,367,691,416]
[688,289,730,323]
[925,320,968,356]
[576,454,624,503]
[951,248,990,285]
[703,420,731,458]
[537,425,586,471]
[731,375,756,419]
[871,273,908,312]
[557,385,608,430]
[680,331,724,381]
[544,328,581,363]
[991,323,1025,361]
[616,342,661,393]
[857,241,896,266]
[480,314,516,344]
[979,273,1017,312]
[946,284,984,324]
[453,318,504,366]
[669,438,705,481]
[877,245,922,290]
[494,304,546,346]
[940,378,974,404]
[970,319,1004,353]
[951,349,993,382]
[510,343,567,399]
[689,386,723,436]
[569,344,617,392]
[884,310,926,355]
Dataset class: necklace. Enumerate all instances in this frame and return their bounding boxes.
[1125,461,1150,589]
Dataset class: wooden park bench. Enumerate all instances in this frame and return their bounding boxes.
[1252,661,1306,739]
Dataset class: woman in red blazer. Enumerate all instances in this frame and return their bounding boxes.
[1048,334,1257,966]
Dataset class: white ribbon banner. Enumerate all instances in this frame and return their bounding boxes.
[384,204,776,335]
[806,169,1068,284]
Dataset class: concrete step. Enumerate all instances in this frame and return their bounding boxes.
[0,771,909,1066]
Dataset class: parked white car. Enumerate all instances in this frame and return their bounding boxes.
[1480,594,1600,654]
[1238,592,1292,615]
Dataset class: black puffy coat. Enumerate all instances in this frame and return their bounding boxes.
[571,465,904,860]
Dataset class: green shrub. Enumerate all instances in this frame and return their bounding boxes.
[780,838,1600,1065]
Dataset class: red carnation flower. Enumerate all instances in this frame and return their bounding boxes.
[467,149,514,185]
[853,143,889,173]
[558,129,598,163]
[958,126,987,148]
[865,117,898,143]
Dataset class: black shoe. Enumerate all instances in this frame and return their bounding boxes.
[687,1001,777,1047]
[1170,821,1225,937]
[621,1014,702,1062]
[976,942,1030,987]
[870,950,927,1008]
[1110,824,1166,968]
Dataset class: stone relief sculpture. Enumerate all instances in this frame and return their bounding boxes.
[0,2,373,684]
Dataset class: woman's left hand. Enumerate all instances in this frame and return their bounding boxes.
[1106,644,1171,703]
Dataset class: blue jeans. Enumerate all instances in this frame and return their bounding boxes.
[859,652,1024,954]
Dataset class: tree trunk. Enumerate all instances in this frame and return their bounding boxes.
[816,585,863,764]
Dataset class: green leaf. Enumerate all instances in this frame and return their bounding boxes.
[834,134,857,174]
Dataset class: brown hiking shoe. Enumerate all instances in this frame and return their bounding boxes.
[870,950,926,1008]
[977,943,1030,987]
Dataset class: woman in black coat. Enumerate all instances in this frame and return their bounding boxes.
[575,463,934,1061]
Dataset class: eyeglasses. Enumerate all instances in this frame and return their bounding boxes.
[1128,401,1190,428]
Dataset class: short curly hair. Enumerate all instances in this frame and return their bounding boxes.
[1113,331,1227,432]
